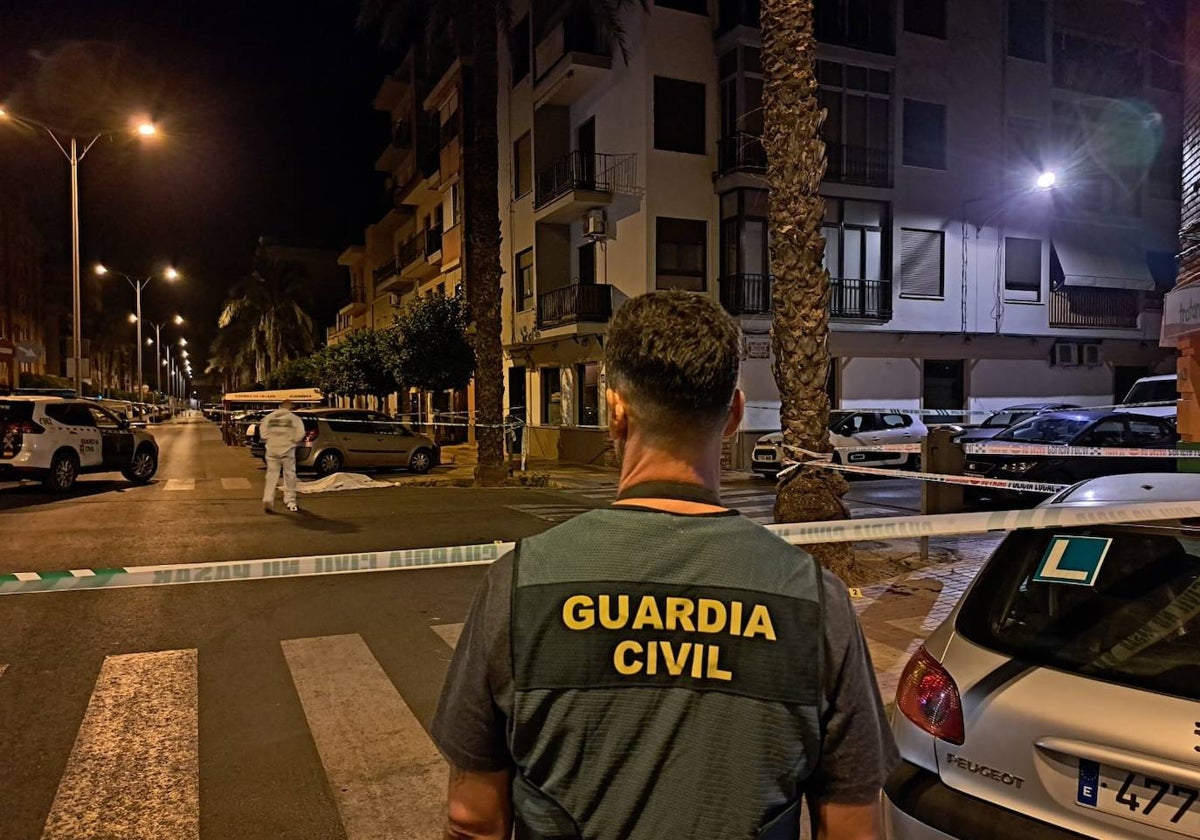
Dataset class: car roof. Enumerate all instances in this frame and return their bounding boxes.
[995,402,1077,411]
[1134,374,1177,383]
[1029,408,1163,422]
[0,395,64,403]
[1043,473,1200,507]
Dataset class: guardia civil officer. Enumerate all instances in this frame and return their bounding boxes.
[432,291,897,840]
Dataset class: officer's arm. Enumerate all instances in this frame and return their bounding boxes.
[813,800,881,840]
[444,764,511,840]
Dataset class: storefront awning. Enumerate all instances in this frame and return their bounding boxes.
[1051,223,1156,291]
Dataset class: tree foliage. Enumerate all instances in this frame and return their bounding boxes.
[393,293,475,392]
[311,329,402,408]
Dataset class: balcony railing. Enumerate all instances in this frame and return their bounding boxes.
[398,236,423,268]
[830,277,892,321]
[1049,287,1140,329]
[537,284,614,329]
[718,0,760,33]
[535,11,610,81]
[826,144,892,187]
[425,225,443,257]
[534,152,637,208]
[716,133,767,177]
[721,273,773,316]
[372,257,399,283]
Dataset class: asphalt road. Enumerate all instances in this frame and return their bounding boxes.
[0,414,928,839]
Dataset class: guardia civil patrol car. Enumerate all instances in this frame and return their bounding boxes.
[0,396,159,492]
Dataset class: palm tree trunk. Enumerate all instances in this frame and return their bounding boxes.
[464,0,507,486]
[761,0,859,581]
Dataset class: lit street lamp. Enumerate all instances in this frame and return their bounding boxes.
[0,107,160,396]
[97,264,180,398]
[144,315,183,394]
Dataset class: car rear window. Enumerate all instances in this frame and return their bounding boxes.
[0,401,34,423]
[993,414,1090,444]
[1125,379,1179,404]
[957,526,1200,701]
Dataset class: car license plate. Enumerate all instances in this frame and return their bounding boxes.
[755,451,776,462]
[1078,759,1200,836]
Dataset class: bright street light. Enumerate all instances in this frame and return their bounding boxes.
[1,109,161,396]
[165,266,179,280]
[146,337,154,346]
[1035,171,1057,190]
[179,337,187,346]
[128,313,138,324]
[101,266,183,396]
[94,264,108,276]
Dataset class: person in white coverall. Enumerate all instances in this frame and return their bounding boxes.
[260,399,306,513]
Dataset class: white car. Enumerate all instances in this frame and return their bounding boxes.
[1117,374,1177,419]
[885,473,1200,839]
[0,396,159,492]
[751,410,927,476]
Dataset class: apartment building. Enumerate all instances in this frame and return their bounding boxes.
[497,0,1182,464]
[0,187,50,384]
[336,47,474,442]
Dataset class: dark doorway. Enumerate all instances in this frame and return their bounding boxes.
[922,359,964,422]
[1113,365,1149,404]
[578,242,596,285]
[508,366,527,422]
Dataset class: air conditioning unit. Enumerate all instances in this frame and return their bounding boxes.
[388,293,402,307]
[584,209,608,239]
[1052,343,1080,367]
[1080,343,1103,367]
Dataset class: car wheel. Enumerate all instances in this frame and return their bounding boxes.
[409,448,433,474]
[44,451,78,493]
[907,453,922,471]
[122,446,158,484]
[315,450,343,477]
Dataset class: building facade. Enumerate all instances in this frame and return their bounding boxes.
[496,0,1182,465]
[0,189,50,385]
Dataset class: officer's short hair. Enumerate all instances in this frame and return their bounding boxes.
[605,291,740,436]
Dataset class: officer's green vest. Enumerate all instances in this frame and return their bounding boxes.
[510,507,825,840]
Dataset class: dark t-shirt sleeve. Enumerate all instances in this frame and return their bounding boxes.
[430,553,514,773]
[807,570,901,804]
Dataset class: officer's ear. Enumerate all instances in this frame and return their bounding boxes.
[723,389,745,438]
[607,388,628,442]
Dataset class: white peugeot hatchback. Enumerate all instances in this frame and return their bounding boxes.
[885,473,1200,839]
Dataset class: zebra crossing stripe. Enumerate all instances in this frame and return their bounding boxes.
[41,650,199,840]
[164,479,195,491]
[282,635,445,839]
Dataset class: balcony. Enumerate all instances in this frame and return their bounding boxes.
[537,284,614,329]
[721,273,773,316]
[1049,287,1140,330]
[534,151,637,223]
[338,286,368,316]
[825,144,892,188]
[717,0,760,34]
[374,255,415,294]
[716,133,767,177]
[830,278,892,321]
[425,226,443,262]
[814,1,894,54]
[533,13,612,108]
[372,257,399,284]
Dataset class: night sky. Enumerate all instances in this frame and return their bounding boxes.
[0,0,398,374]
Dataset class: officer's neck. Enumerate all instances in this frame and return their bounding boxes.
[614,435,725,514]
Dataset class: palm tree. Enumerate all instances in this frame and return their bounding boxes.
[360,0,645,486]
[217,255,316,383]
[760,0,858,580]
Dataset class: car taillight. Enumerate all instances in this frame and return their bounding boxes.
[17,421,44,434]
[303,428,318,443]
[896,646,965,745]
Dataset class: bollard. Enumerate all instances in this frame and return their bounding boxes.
[920,427,965,559]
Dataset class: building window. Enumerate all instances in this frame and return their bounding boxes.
[1051,101,1141,217]
[902,99,946,170]
[656,0,707,12]
[903,0,945,38]
[1007,0,1045,62]
[817,60,892,186]
[718,47,765,172]
[900,229,944,297]
[577,362,601,425]
[515,248,534,311]
[511,16,531,85]
[513,132,532,198]
[656,217,707,291]
[541,367,563,425]
[1052,30,1141,98]
[654,77,706,155]
[720,188,770,277]
[815,0,895,54]
[1004,236,1042,298]
[822,198,890,318]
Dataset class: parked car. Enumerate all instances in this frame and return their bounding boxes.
[955,403,1079,443]
[0,396,159,491]
[885,472,1200,839]
[1117,374,1178,419]
[751,410,928,477]
[250,408,439,476]
[962,410,1178,501]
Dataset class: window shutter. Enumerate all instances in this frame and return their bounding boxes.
[900,228,944,297]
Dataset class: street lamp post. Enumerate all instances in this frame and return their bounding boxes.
[0,109,158,396]
[145,315,184,395]
[96,265,179,398]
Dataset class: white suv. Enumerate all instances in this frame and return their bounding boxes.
[0,396,159,492]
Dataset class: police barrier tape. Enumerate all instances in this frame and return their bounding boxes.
[4,500,1200,597]
[745,400,1175,416]
[809,460,1071,494]
[827,442,1200,459]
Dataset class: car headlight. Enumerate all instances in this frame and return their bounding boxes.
[1001,460,1038,473]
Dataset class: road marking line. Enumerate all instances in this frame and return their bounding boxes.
[14,572,39,582]
[220,477,252,490]
[430,623,464,650]
[164,479,195,491]
[41,650,198,840]
[68,570,95,578]
[282,635,445,840]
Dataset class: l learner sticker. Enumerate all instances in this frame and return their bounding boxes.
[1033,535,1112,587]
